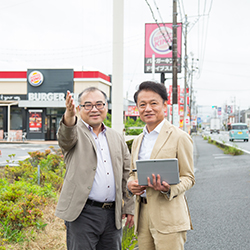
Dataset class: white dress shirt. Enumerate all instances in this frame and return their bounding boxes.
[82,120,116,202]
[138,119,165,197]
[138,119,165,160]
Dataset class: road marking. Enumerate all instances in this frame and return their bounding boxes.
[212,153,232,159]
[214,156,232,159]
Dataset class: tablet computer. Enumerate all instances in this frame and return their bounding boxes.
[136,158,180,186]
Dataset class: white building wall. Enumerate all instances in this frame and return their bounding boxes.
[0,80,27,94]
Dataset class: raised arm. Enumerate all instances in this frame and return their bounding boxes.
[64,90,77,127]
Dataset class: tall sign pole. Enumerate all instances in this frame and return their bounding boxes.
[183,15,188,132]
[190,57,194,127]
[172,0,178,125]
[112,0,124,134]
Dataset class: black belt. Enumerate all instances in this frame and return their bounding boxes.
[86,199,115,209]
[140,197,147,204]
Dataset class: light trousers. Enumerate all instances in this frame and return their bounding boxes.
[138,203,187,250]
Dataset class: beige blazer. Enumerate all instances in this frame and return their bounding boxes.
[55,117,134,230]
[128,119,195,234]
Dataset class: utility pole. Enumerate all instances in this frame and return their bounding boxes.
[111,0,124,134]
[190,58,194,127]
[172,0,178,125]
[183,15,188,132]
[234,96,236,123]
[152,54,155,80]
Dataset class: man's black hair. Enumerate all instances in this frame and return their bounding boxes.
[134,81,168,104]
[78,87,107,103]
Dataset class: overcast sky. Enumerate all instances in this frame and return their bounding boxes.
[1,0,250,111]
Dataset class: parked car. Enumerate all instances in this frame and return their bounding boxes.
[229,123,249,142]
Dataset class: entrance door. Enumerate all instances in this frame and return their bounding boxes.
[45,115,60,140]
[50,116,57,140]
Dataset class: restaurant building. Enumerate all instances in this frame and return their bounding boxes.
[0,69,111,141]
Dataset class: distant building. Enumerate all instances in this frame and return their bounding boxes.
[240,109,250,128]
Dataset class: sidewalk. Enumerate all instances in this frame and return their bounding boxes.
[0,140,58,145]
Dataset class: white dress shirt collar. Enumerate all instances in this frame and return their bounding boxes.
[143,118,165,136]
[81,119,106,133]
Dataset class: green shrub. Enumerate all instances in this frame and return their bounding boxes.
[122,225,138,250]
[125,117,145,135]
[0,148,63,244]
[103,113,111,128]
[4,147,65,191]
[0,179,51,242]
[127,129,143,135]
[103,113,145,135]
[4,163,36,183]
[126,139,134,153]
[207,138,244,156]
[224,145,243,155]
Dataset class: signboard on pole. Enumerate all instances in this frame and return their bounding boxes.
[218,107,221,116]
[144,23,182,73]
[185,117,190,126]
[197,117,202,124]
[173,104,179,127]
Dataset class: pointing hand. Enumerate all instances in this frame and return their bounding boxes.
[64,91,76,126]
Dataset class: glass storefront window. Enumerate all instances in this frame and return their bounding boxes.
[10,106,22,130]
[0,107,3,130]
[29,110,42,133]
[46,108,65,115]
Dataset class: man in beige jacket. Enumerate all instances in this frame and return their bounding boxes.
[127,81,195,250]
[55,87,134,250]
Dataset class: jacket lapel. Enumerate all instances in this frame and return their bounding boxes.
[105,128,117,166]
[79,120,97,152]
[150,120,172,159]
[134,133,144,161]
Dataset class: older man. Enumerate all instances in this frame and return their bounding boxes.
[55,87,134,250]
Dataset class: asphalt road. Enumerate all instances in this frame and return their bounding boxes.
[185,135,250,250]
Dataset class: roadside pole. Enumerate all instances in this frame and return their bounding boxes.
[172,0,178,126]
[183,15,188,133]
[111,0,124,134]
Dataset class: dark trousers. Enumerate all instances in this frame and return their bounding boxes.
[65,203,122,250]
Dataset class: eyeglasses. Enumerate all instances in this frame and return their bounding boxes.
[79,102,105,111]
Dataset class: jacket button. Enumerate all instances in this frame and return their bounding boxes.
[88,186,91,190]
[93,167,96,171]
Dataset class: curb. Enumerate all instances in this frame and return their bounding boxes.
[201,134,250,155]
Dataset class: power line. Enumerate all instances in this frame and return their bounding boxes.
[180,0,186,18]
[153,0,172,46]
[144,0,172,48]
[195,0,213,78]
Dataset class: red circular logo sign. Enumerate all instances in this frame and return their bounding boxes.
[28,71,44,87]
